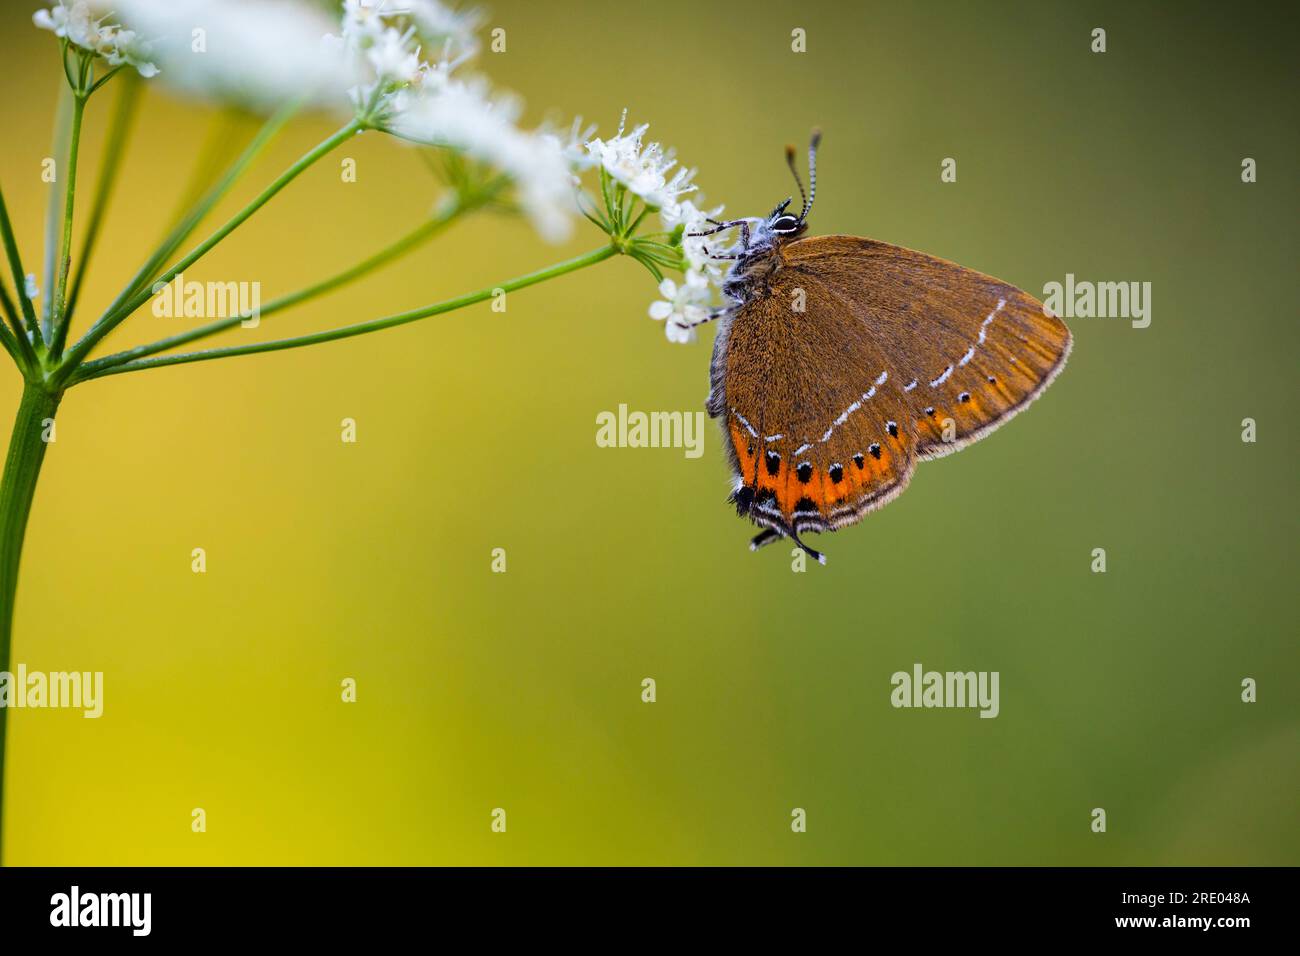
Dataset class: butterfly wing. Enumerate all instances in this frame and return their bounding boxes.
[710,234,1070,543]
[709,274,920,541]
[782,236,1072,460]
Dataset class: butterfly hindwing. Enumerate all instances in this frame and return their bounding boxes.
[711,279,918,537]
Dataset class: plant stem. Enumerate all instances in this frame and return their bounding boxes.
[77,198,472,378]
[0,285,22,364]
[0,186,41,373]
[73,244,620,381]
[62,74,141,330]
[59,115,357,377]
[49,94,86,347]
[93,107,294,337]
[41,84,74,343]
[0,382,61,864]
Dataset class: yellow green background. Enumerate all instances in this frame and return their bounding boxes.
[1,0,1295,864]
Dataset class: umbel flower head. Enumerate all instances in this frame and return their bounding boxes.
[319,1,579,241]
[30,0,584,243]
[584,113,698,221]
[580,111,730,343]
[327,0,483,126]
[388,79,577,242]
[94,0,360,112]
[34,0,159,77]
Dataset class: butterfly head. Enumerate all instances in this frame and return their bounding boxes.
[766,200,805,238]
[768,129,821,240]
[717,131,822,301]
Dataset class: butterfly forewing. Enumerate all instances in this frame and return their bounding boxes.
[782,236,1072,460]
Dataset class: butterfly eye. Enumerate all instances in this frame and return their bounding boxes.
[770,214,800,233]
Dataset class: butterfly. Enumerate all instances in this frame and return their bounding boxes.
[689,132,1072,564]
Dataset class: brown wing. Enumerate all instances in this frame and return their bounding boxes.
[782,236,1072,460]
[710,270,919,541]
[710,234,1070,544]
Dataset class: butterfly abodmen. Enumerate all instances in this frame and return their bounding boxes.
[691,132,1072,564]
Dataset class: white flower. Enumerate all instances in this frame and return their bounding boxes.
[23,274,40,302]
[403,0,483,59]
[648,272,712,344]
[584,111,697,215]
[341,0,480,56]
[578,118,729,341]
[538,116,599,180]
[388,79,577,242]
[366,26,425,86]
[33,1,98,48]
[79,0,359,111]
[331,0,481,122]
[668,198,732,278]
[34,1,159,78]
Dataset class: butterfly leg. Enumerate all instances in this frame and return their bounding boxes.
[688,218,750,240]
[675,307,731,334]
[749,526,826,564]
[790,530,827,565]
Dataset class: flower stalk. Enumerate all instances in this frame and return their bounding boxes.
[55,116,363,380]
[72,244,620,381]
[49,93,86,348]
[76,191,488,378]
[0,381,62,862]
[63,73,141,323]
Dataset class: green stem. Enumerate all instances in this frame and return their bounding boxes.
[94,107,293,338]
[62,74,141,332]
[59,115,356,378]
[0,382,62,864]
[78,198,470,378]
[49,94,86,348]
[0,186,41,373]
[0,290,18,365]
[73,244,620,382]
[0,284,22,363]
[41,85,74,343]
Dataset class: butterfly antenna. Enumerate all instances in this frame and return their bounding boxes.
[784,144,808,218]
[800,128,822,224]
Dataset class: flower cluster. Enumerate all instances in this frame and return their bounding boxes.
[327,0,483,125]
[103,0,358,112]
[33,1,158,78]
[584,120,697,216]
[324,1,577,241]
[32,0,582,243]
[29,3,735,327]
[388,78,576,242]
[580,113,731,343]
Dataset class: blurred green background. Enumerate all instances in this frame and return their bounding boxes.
[0,0,1295,865]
